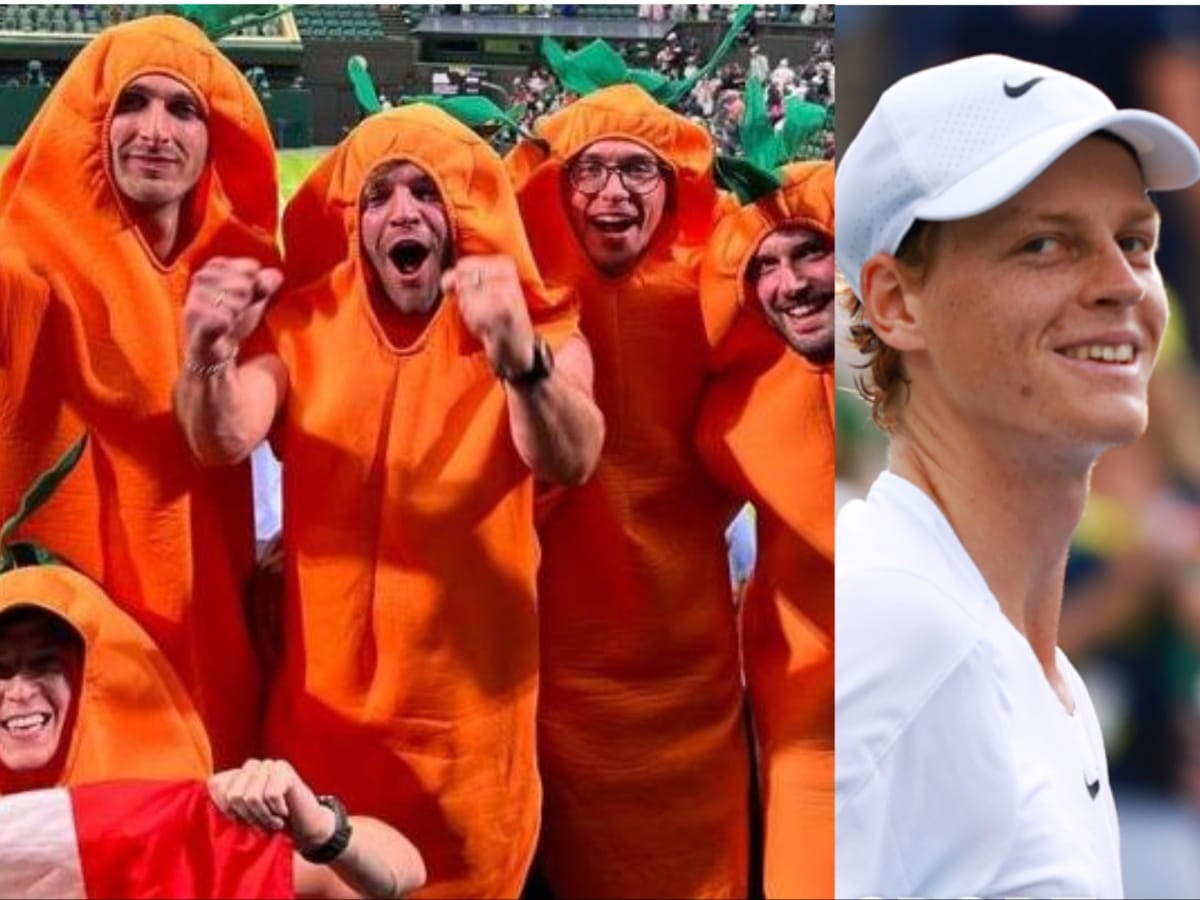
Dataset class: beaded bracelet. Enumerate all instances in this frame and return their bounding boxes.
[184,356,235,378]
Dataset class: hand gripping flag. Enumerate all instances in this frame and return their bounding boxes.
[0,781,294,899]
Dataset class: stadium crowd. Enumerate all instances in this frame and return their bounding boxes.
[506,26,833,157]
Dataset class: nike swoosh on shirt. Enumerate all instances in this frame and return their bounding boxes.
[1003,77,1045,98]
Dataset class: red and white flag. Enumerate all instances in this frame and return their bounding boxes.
[0,780,294,899]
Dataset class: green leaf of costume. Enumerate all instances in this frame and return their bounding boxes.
[0,434,88,573]
[172,5,290,41]
[740,77,781,172]
[714,154,783,205]
[539,4,755,106]
[347,55,383,115]
[780,97,831,162]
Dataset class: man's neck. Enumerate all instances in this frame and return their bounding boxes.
[132,204,182,262]
[888,404,1098,708]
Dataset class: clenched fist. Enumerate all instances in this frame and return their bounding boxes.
[442,255,536,377]
[208,758,335,851]
[183,257,284,368]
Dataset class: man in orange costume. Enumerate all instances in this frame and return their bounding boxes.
[0,16,278,767]
[507,84,750,898]
[696,161,835,898]
[174,104,604,897]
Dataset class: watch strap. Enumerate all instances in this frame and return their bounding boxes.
[299,794,353,864]
[500,335,554,387]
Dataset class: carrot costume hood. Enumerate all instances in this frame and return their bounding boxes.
[0,14,277,312]
[507,82,721,278]
[0,566,212,796]
[0,14,278,767]
[701,160,835,369]
[283,102,567,318]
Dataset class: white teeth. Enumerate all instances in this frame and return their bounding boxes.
[1062,344,1135,363]
[2,713,49,733]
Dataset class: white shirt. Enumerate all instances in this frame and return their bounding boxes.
[836,472,1123,899]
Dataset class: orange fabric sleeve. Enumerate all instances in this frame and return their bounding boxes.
[0,16,280,769]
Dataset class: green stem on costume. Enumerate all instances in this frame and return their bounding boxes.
[0,434,88,574]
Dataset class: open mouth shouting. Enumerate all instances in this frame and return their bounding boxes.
[387,238,434,280]
[587,211,642,238]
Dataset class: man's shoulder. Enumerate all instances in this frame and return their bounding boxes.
[836,475,1009,812]
[837,474,975,597]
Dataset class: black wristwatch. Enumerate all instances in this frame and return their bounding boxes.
[299,794,353,864]
[498,335,554,388]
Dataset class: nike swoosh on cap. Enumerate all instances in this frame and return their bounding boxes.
[1003,76,1045,98]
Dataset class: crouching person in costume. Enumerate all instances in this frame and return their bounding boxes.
[174,103,604,897]
[0,440,426,899]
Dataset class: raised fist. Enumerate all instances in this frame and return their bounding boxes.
[183,257,284,368]
[442,254,536,376]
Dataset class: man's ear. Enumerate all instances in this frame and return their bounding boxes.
[860,252,928,353]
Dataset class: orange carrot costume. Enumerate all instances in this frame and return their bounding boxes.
[256,105,578,899]
[507,84,749,899]
[0,564,212,796]
[0,16,278,768]
[696,161,835,899]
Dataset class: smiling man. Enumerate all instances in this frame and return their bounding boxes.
[174,103,603,897]
[749,223,834,365]
[107,72,210,261]
[0,15,280,770]
[0,609,82,778]
[696,160,836,898]
[835,55,1200,898]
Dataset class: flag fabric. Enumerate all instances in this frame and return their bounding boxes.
[0,780,294,899]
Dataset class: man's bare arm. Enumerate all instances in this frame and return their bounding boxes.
[502,334,604,485]
[209,759,427,900]
[293,816,427,900]
[447,255,605,485]
[173,257,287,465]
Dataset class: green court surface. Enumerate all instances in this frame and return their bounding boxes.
[0,146,328,204]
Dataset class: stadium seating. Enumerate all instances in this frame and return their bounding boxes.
[292,6,384,42]
[0,4,291,39]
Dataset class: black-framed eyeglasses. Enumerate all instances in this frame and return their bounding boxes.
[567,158,668,195]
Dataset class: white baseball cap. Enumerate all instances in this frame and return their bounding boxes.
[836,54,1200,299]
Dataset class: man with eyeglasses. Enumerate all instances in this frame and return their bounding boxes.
[506,85,750,898]
[562,145,670,276]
